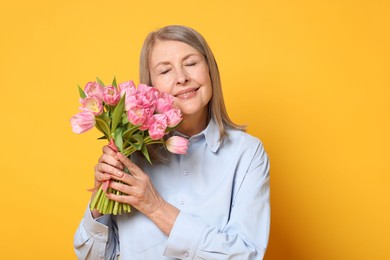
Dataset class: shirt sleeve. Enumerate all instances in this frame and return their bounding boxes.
[74,206,120,260]
[164,140,270,259]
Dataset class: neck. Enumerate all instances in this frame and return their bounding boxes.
[177,109,209,137]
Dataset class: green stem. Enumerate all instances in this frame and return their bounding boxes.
[103,188,112,214]
[113,189,120,215]
[90,187,103,211]
[108,196,114,214]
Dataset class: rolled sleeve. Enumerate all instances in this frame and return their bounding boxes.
[74,207,110,259]
[164,211,208,259]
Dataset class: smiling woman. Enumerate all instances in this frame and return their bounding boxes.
[149,40,212,136]
[74,25,270,260]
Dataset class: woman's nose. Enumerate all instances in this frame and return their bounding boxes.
[175,68,189,85]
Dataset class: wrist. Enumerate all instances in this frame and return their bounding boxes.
[148,201,180,236]
[91,208,103,219]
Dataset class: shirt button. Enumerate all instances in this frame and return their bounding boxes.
[184,252,189,257]
[98,232,103,237]
[184,169,189,175]
[180,200,185,205]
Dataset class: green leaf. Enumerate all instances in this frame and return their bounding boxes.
[111,94,126,133]
[112,77,117,88]
[95,117,111,138]
[78,85,86,98]
[97,135,107,140]
[122,146,136,156]
[95,120,105,135]
[122,125,139,140]
[96,77,105,87]
[122,114,129,125]
[114,127,124,152]
[128,133,144,151]
[141,145,152,164]
[102,111,111,126]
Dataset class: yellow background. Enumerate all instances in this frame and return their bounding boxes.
[1,0,389,259]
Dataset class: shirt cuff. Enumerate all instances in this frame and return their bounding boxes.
[164,211,207,258]
[83,206,110,241]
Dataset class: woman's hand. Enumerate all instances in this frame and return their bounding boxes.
[90,145,124,218]
[107,152,180,235]
[94,145,125,188]
[106,152,165,218]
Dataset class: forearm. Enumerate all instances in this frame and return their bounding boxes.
[164,210,268,260]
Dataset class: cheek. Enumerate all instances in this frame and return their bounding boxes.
[197,70,212,96]
[203,77,213,103]
[203,85,213,104]
[196,65,211,86]
[151,76,172,94]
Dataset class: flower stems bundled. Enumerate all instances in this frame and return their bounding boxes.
[90,180,131,215]
[71,77,189,215]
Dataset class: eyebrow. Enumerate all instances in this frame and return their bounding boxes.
[153,53,200,70]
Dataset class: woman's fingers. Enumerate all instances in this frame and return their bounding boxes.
[116,152,142,177]
[103,144,117,156]
[98,147,124,170]
[95,162,124,178]
[108,180,134,195]
[106,156,165,216]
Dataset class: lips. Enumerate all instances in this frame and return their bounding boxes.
[174,87,200,99]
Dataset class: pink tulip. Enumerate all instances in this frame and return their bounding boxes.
[84,82,104,101]
[148,114,168,140]
[137,83,153,94]
[124,94,138,111]
[119,81,137,111]
[118,80,136,96]
[140,107,155,129]
[127,105,147,125]
[79,96,103,115]
[139,113,155,131]
[103,85,120,106]
[136,84,158,109]
[70,111,95,134]
[166,136,189,154]
[156,92,173,114]
[165,108,182,127]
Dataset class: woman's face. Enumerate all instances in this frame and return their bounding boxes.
[149,40,212,121]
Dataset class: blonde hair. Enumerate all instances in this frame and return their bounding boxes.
[140,25,246,139]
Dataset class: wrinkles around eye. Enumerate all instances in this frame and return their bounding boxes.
[160,69,171,75]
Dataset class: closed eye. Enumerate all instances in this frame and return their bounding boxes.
[160,69,171,75]
[185,62,197,66]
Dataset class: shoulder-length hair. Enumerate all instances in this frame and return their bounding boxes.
[139,25,246,139]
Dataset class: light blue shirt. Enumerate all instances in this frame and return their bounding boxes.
[74,118,270,259]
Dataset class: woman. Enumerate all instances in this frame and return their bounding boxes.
[74,25,270,259]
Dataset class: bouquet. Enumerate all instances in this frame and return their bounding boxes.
[70,77,188,215]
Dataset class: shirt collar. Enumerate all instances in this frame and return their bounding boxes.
[173,118,221,153]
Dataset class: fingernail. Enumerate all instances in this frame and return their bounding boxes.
[116,170,124,177]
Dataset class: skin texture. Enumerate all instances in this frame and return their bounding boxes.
[91,40,213,236]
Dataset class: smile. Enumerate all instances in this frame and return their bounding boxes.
[174,87,200,99]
